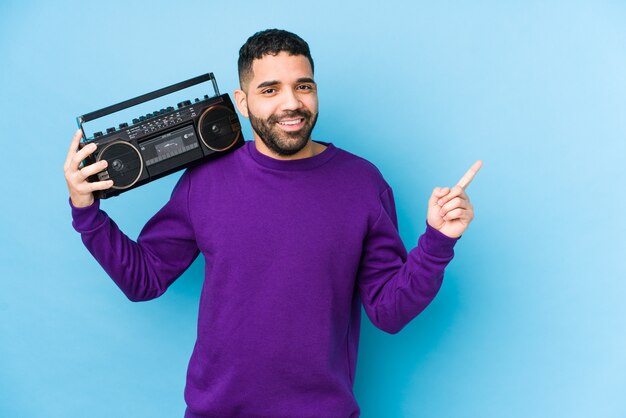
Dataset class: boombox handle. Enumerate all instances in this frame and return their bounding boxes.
[77,73,220,136]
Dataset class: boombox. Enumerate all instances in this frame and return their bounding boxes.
[77,73,244,199]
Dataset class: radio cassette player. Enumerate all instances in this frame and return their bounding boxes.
[77,73,244,199]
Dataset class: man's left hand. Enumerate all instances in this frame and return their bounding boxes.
[427,160,483,238]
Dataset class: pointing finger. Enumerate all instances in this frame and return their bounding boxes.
[456,160,483,190]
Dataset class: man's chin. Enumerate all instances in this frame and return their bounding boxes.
[274,141,309,156]
[264,136,309,156]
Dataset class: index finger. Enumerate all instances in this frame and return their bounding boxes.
[456,160,483,190]
[64,129,84,169]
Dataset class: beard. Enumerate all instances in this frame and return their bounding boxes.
[248,108,319,156]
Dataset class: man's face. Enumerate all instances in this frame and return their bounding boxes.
[235,52,318,156]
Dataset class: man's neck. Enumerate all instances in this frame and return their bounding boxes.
[253,138,326,160]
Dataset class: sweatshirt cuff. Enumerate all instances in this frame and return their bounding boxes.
[69,198,107,233]
[420,222,459,257]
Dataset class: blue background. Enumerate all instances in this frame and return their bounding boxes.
[1,1,625,417]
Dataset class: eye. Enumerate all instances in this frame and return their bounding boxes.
[297,84,313,91]
[261,88,277,94]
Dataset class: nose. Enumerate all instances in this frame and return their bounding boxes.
[279,88,302,112]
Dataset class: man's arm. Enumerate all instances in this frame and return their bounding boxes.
[65,130,199,301]
[357,162,481,334]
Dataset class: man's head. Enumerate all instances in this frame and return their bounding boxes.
[238,29,314,92]
[235,29,319,158]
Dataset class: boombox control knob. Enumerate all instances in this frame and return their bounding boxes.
[211,124,220,133]
[111,159,124,171]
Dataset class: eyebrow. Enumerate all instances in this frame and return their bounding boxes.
[255,77,316,90]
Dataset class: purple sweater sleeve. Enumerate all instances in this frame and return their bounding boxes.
[357,186,458,334]
[70,172,199,301]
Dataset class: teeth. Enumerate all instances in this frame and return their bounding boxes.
[278,119,302,126]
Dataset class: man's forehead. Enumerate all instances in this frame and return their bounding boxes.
[250,52,313,87]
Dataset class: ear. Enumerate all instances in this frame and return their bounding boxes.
[233,89,249,118]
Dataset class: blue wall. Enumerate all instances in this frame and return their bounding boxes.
[1,1,625,417]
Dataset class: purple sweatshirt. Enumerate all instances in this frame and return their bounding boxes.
[71,141,458,418]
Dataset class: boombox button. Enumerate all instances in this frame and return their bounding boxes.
[106,127,116,134]
[119,122,129,129]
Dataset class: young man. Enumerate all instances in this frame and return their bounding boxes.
[64,29,481,418]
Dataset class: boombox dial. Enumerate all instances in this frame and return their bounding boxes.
[198,105,241,151]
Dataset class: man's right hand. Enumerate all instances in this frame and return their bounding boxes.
[64,129,114,208]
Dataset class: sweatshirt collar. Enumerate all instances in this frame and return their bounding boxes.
[246,140,338,171]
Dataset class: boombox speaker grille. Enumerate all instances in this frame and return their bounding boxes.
[198,105,241,151]
[97,141,144,189]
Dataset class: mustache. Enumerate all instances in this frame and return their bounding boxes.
[267,109,312,123]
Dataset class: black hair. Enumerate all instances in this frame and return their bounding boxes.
[238,29,314,89]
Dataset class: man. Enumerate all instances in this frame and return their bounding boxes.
[64,29,481,418]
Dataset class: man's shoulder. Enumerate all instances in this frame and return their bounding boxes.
[186,142,248,178]
[331,144,388,188]
[333,145,379,169]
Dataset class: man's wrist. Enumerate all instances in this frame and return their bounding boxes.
[70,194,95,209]
[420,221,459,257]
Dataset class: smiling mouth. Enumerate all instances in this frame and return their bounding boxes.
[277,118,304,126]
